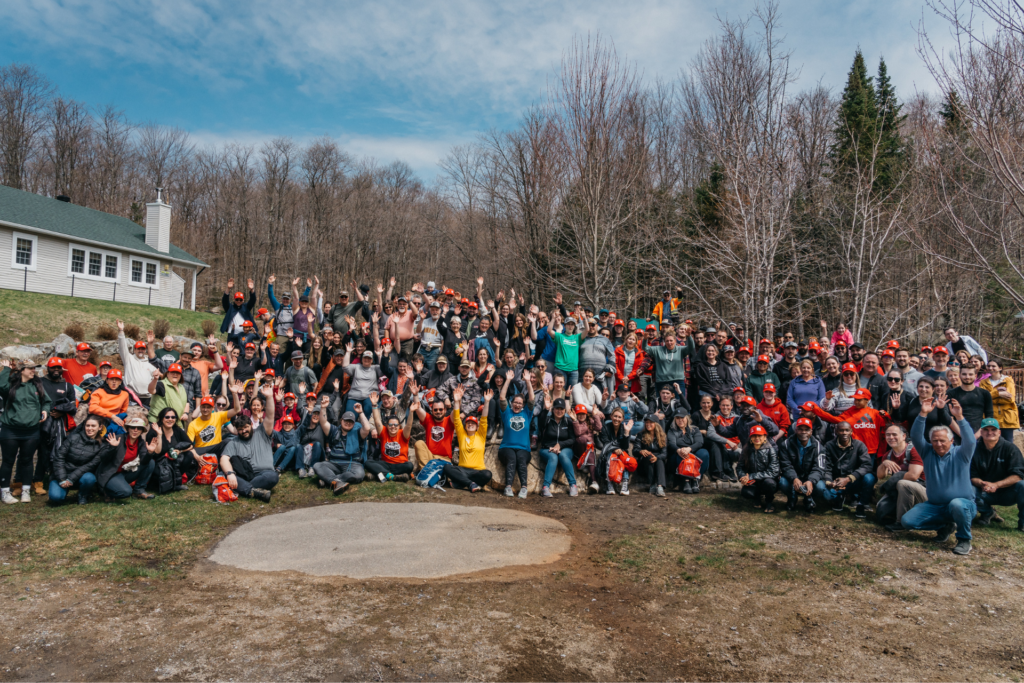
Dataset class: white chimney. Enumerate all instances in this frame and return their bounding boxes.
[145,187,170,253]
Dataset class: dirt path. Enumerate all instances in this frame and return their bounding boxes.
[2,488,1024,681]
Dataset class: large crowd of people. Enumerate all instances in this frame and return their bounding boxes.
[1,278,1021,556]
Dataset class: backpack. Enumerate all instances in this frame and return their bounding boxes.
[211,473,238,504]
[415,458,448,489]
[193,454,219,485]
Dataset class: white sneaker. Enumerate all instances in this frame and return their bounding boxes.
[518,487,528,499]
[1,488,17,504]
[542,485,552,498]
[569,484,579,497]
[621,481,630,495]
[20,488,31,503]
[504,486,514,497]
[588,481,599,493]
[606,483,616,495]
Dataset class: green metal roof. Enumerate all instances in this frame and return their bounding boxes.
[0,184,207,267]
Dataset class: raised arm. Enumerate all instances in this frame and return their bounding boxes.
[226,381,243,419]
[403,400,415,439]
[261,384,276,436]
[370,392,383,432]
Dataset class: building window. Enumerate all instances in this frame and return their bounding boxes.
[66,243,120,282]
[71,248,85,274]
[10,231,37,271]
[129,257,160,289]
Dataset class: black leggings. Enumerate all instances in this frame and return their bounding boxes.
[364,460,415,479]
[443,464,492,490]
[644,455,667,488]
[741,478,778,502]
[0,434,40,488]
[499,448,530,487]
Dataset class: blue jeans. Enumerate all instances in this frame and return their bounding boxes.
[779,476,817,503]
[273,445,303,471]
[975,481,1024,515]
[554,370,579,387]
[421,347,441,372]
[901,497,977,541]
[814,472,877,505]
[48,472,97,504]
[540,447,577,487]
[302,442,324,468]
[104,459,156,499]
[345,398,373,417]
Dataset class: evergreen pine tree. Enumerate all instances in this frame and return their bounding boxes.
[831,50,877,179]
[939,89,968,135]
[874,57,906,191]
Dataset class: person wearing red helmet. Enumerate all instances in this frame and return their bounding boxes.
[63,342,97,385]
[35,356,79,496]
[757,383,791,441]
[147,362,189,428]
[825,363,863,415]
[737,424,780,513]
[87,367,130,429]
[220,277,256,347]
[114,319,160,405]
[778,417,828,512]
[745,354,780,403]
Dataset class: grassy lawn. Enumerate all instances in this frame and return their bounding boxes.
[0,475,426,581]
[0,289,221,346]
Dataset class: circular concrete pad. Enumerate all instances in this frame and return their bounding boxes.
[209,502,570,579]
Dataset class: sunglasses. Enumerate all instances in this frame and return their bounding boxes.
[887,377,902,383]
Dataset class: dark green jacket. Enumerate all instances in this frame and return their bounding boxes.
[0,366,52,430]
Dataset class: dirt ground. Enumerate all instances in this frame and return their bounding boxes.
[2,485,1024,682]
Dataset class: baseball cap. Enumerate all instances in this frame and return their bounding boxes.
[362,350,374,359]
[763,383,777,394]
[749,425,767,436]
[233,291,244,299]
[257,308,268,316]
[263,369,275,377]
[201,396,216,407]
[980,417,1001,430]
[705,327,717,334]
[107,369,123,379]
[167,363,183,374]
[242,320,254,328]
[783,341,798,348]
[921,346,933,353]
[736,346,751,356]
[460,357,472,367]
[887,340,900,348]
[291,350,304,359]
[299,294,309,302]
[245,342,256,350]
[795,417,814,429]
[381,389,395,398]
[616,383,629,393]
[853,388,873,400]
[733,386,745,393]
[850,341,865,350]
[429,300,441,308]
[436,355,448,365]
[464,415,479,424]
[284,392,296,400]
[564,318,576,326]
[759,338,773,346]
[882,349,895,358]
[333,347,345,356]
[599,308,609,315]
[552,398,566,410]
[134,341,147,350]
[646,324,657,331]
[99,360,112,368]
[125,417,147,428]
[444,288,455,296]
[341,411,357,423]
[305,392,317,400]
[738,395,757,406]
[842,363,858,373]
[76,342,91,352]
[614,318,625,326]
[573,404,588,414]
[282,415,294,424]
[46,357,63,368]
[643,413,660,423]
[757,354,771,364]
[723,345,735,352]
[281,291,291,299]
[800,401,818,412]
[932,346,948,355]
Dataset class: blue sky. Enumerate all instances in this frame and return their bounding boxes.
[0,0,951,181]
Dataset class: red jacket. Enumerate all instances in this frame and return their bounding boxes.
[810,404,887,455]
[615,346,646,393]
[757,398,791,436]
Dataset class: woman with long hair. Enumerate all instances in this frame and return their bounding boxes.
[147,407,194,494]
[981,359,1019,441]
[738,425,780,513]
[508,312,530,360]
[824,363,861,415]
[635,414,668,497]
[48,414,105,506]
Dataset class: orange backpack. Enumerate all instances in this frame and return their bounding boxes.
[193,454,219,485]
[211,473,238,503]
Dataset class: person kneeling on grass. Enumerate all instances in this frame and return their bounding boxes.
[48,415,106,506]
[818,421,875,519]
[738,424,780,513]
[313,397,371,495]
[219,384,279,503]
[96,417,156,501]
[367,392,415,482]
[778,417,827,513]
[971,417,1024,532]
[897,398,977,556]
[445,384,494,493]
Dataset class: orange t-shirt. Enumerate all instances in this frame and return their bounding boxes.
[63,359,97,386]
[380,430,410,464]
[191,360,216,395]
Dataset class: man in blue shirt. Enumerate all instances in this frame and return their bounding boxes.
[898,397,976,555]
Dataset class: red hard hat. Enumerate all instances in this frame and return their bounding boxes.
[796,417,814,429]
[757,354,771,363]
[800,401,818,412]
[134,340,147,350]
[853,388,873,400]
[749,425,767,436]
[201,396,216,407]
[763,383,776,394]
[842,363,858,374]
[46,357,63,368]
[76,342,91,352]
[167,363,183,374]
[234,291,244,299]
[107,369,123,379]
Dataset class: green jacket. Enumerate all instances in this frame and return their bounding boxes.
[644,337,696,384]
[148,378,189,427]
[745,370,781,403]
[0,366,52,430]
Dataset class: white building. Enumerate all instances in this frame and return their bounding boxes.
[0,185,206,309]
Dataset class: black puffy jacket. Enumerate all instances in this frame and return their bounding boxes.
[51,426,108,485]
[538,409,575,450]
[823,439,872,482]
[738,444,780,481]
[778,434,828,484]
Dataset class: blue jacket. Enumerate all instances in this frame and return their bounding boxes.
[911,415,976,506]
[220,290,256,333]
[787,376,826,419]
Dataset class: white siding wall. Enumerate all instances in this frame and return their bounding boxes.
[0,226,187,308]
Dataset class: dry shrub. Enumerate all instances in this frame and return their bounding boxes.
[184,328,197,339]
[95,323,117,340]
[201,319,216,337]
[63,321,85,342]
[123,323,141,340]
[153,318,170,339]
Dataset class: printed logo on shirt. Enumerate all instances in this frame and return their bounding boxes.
[853,417,877,430]
[431,426,446,442]
[199,425,216,442]
[509,415,526,432]
[384,441,401,458]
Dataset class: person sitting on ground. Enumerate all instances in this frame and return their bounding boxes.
[368,392,416,483]
[604,383,647,433]
[648,384,689,429]
[667,411,708,494]
[446,384,494,493]
[88,368,130,429]
[714,395,780,448]
[596,408,634,495]
[145,407,193,494]
[271,415,302,473]
[818,421,875,518]
[872,424,926,529]
[48,414,106,506]
[96,416,155,500]
[537,396,579,498]
[219,384,279,502]
[413,396,456,470]
[313,398,372,494]
[498,367,535,498]
[971,418,1024,532]
[738,424,780,513]
[635,414,669,498]
[896,398,976,555]
[778,417,827,513]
